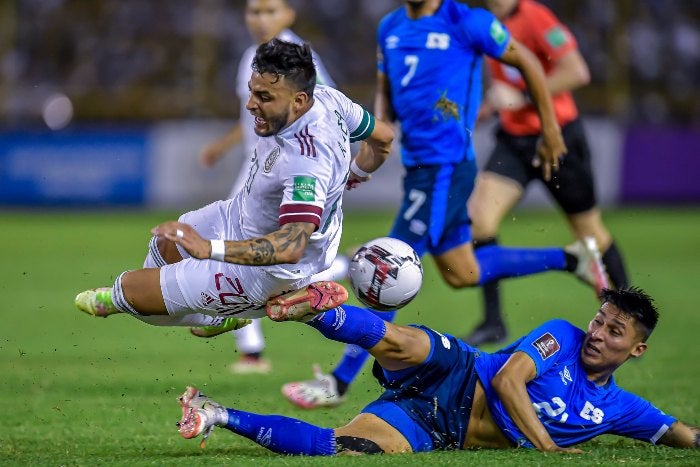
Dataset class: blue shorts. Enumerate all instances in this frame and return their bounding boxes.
[361,326,478,451]
[389,159,476,257]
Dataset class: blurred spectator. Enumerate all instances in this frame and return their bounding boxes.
[0,0,698,125]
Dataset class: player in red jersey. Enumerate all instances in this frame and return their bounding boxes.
[463,0,629,346]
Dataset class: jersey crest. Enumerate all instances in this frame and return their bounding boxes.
[426,32,450,50]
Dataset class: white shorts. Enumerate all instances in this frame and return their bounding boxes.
[157,200,311,319]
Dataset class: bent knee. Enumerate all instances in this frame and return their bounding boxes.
[373,325,432,369]
[158,236,185,264]
[468,208,500,239]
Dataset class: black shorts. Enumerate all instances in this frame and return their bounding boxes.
[483,119,596,214]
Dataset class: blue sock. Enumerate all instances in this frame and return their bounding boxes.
[331,309,397,386]
[225,408,335,456]
[476,245,566,285]
[306,305,388,350]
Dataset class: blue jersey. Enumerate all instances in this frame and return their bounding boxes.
[377,0,510,167]
[474,319,676,448]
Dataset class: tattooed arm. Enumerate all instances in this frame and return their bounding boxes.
[658,421,700,448]
[152,221,315,265]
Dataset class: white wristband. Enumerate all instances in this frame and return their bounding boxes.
[210,239,226,262]
[350,159,372,178]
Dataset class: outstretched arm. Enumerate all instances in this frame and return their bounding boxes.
[152,221,315,265]
[658,421,700,448]
[498,37,566,181]
[491,351,582,453]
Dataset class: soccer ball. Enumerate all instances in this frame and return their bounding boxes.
[348,237,423,311]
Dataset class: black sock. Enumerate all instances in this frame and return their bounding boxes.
[474,237,504,328]
[334,376,349,396]
[564,252,578,272]
[602,240,629,288]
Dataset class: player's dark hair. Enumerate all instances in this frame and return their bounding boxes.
[252,38,316,97]
[600,286,658,341]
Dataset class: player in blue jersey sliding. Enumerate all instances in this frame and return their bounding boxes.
[281,0,609,409]
[176,286,698,454]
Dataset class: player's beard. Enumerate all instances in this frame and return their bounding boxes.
[406,0,427,8]
[405,0,436,15]
[254,109,290,137]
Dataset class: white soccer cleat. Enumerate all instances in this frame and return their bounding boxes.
[281,364,346,409]
[266,281,348,322]
[565,236,610,296]
[177,386,225,448]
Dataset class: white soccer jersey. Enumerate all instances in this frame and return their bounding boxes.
[233,85,374,280]
[232,30,336,195]
[156,87,373,319]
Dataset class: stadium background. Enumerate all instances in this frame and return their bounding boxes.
[1,0,699,208]
[1,1,699,465]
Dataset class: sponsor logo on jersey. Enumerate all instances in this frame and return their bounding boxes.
[441,335,451,349]
[559,365,573,385]
[545,26,568,48]
[426,32,450,50]
[386,35,400,49]
[532,332,560,360]
[263,146,280,173]
[201,292,216,307]
[489,19,508,45]
[292,176,317,201]
[432,330,451,349]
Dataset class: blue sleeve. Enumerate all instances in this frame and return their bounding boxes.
[610,392,678,444]
[454,8,510,59]
[514,319,581,377]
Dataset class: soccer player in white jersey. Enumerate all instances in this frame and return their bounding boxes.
[199,0,338,375]
[75,40,394,347]
[200,0,336,196]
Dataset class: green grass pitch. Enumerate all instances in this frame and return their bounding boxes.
[1,207,699,466]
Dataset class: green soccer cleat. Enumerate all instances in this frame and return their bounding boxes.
[189,317,252,338]
[74,287,121,318]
